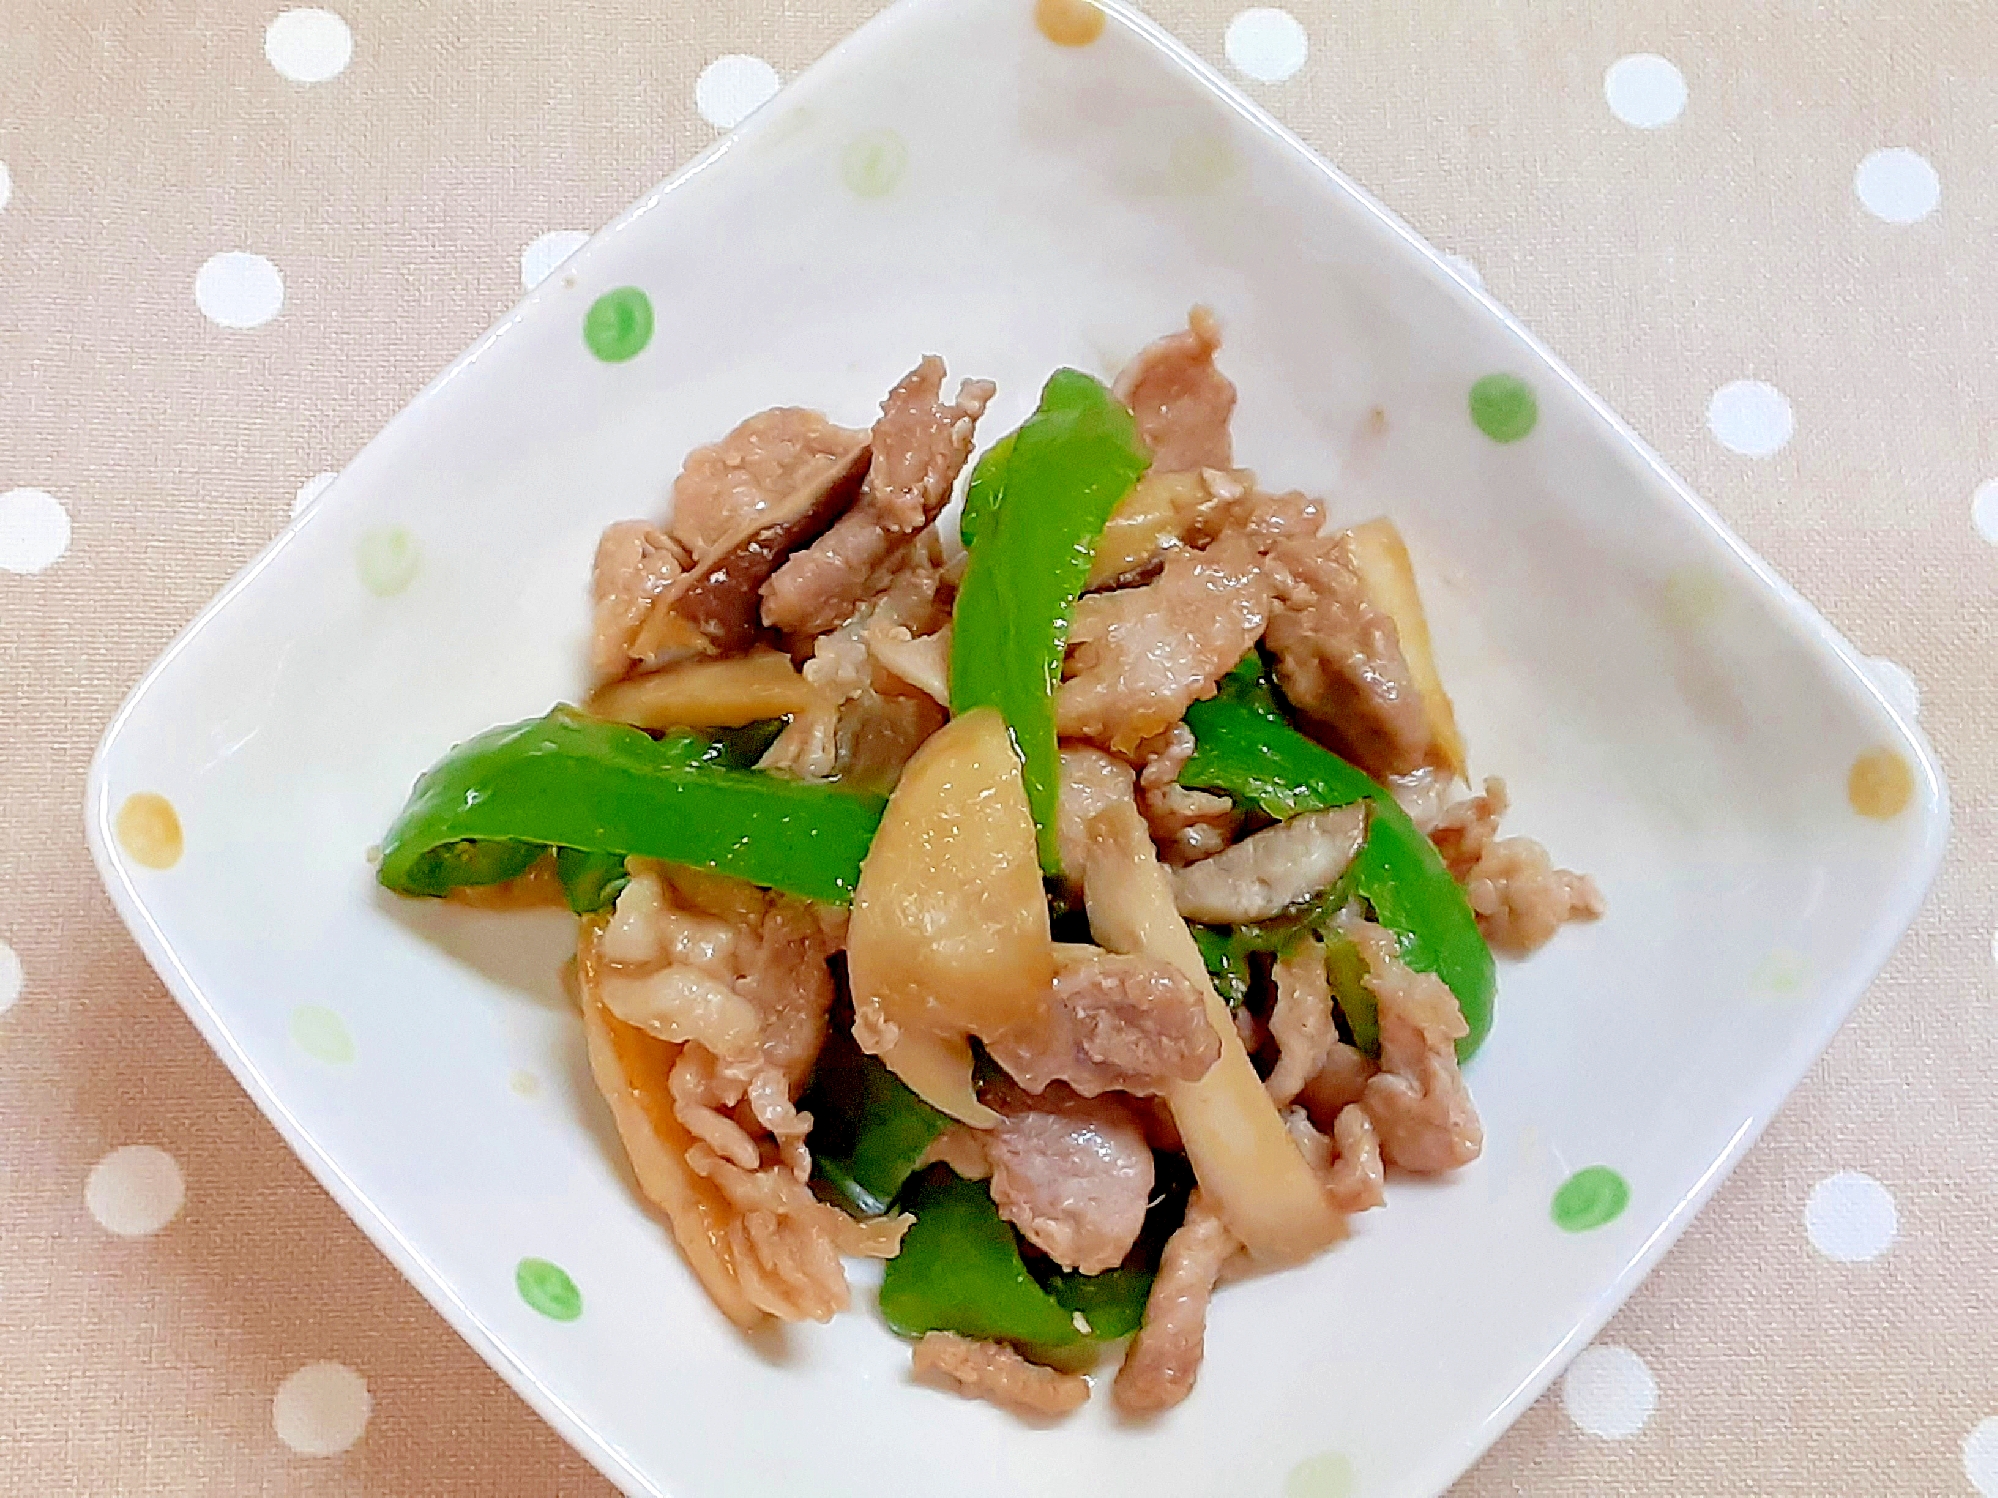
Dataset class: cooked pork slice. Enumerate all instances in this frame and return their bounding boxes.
[1326,1103,1386,1214]
[984,1081,1154,1274]
[986,944,1220,1099]
[1345,917,1483,1173]
[915,1125,993,1181]
[1169,805,1366,925]
[594,863,839,1181]
[633,440,871,665]
[1265,937,1337,1110]
[1280,1101,1386,1215]
[758,538,952,787]
[1135,723,1240,866]
[1112,1190,1238,1415]
[1056,747,1139,886]
[1264,530,1434,779]
[1057,529,1272,754]
[912,1333,1090,1417]
[866,620,950,706]
[1113,306,1237,475]
[1387,766,1453,834]
[1428,778,1605,955]
[1297,1040,1377,1124]
[579,915,900,1331]
[589,522,691,683]
[763,358,994,636]
[668,406,871,556]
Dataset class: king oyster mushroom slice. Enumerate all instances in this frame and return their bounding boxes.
[632,439,872,666]
[1169,804,1368,925]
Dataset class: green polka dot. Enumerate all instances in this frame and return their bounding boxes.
[1552,1166,1629,1233]
[289,1005,354,1066]
[1752,947,1807,997]
[516,1257,582,1321]
[356,526,420,597]
[583,286,654,363]
[1285,1452,1356,1498]
[1469,372,1538,442]
[841,129,908,198]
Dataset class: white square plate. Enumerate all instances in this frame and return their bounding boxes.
[86,1,1947,1494]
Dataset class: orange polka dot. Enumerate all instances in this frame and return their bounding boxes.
[1035,0,1106,47]
[116,793,183,869]
[1847,749,1914,820]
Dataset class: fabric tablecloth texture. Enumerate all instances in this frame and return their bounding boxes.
[2,2,1992,1493]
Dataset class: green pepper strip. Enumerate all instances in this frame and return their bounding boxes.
[1188,868,1357,1012]
[377,707,885,906]
[806,1031,1177,1341]
[1043,1148,1193,1341]
[949,370,1151,873]
[803,1023,952,1217]
[881,1167,1090,1348]
[880,1163,1178,1351]
[956,431,1014,551]
[1181,656,1496,1061]
[1190,925,1255,1009]
[1324,927,1379,1054]
[554,847,630,916]
[409,838,545,892]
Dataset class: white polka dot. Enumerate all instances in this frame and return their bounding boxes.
[0,488,71,574]
[273,1361,371,1456]
[520,229,590,291]
[85,1145,185,1237]
[1561,1344,1657,1439]
[265,9,353,84]
[0,162,12,212]
[1965,1417,1998,1495]
[1443,253,1483,288]
[695,54,781,131]
[1971,479,1998,544]
[1707,379,1793,457]
[0,939,20,1014]
[293,470,339,517]
[1866,656,1920,720]
[1225,8,1308,83]
[196,252,284,330]
[1990,924,1998,975]
[1805,1170,1898,1262]
[1855,147,1939,225]
[1604,54,1687,129]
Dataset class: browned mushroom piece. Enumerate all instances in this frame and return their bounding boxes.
[1168,804,1367,925]
[630,439,872,667]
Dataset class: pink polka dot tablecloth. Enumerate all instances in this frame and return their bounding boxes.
[1,2,1993,1493]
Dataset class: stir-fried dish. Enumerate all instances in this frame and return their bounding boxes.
[375,311,1603,1418]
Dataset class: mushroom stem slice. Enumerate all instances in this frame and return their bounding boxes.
[633,439,871,665]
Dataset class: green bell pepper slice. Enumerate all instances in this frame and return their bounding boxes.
[1191,924,1255,1009]
[949,370,1151,872]
[879,1166,1090,1348]
[1188,867,1357,1012]
[377,706,886,906]
[1323,927,1379,1054]
[956,432,1014,551]
[407,837,546,892]
[802,1028,1183,1343]
[553,847,630,916]
[880,1161,1181,1351]
[1181,656,1496,1060]
[802,1023,953,1217]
